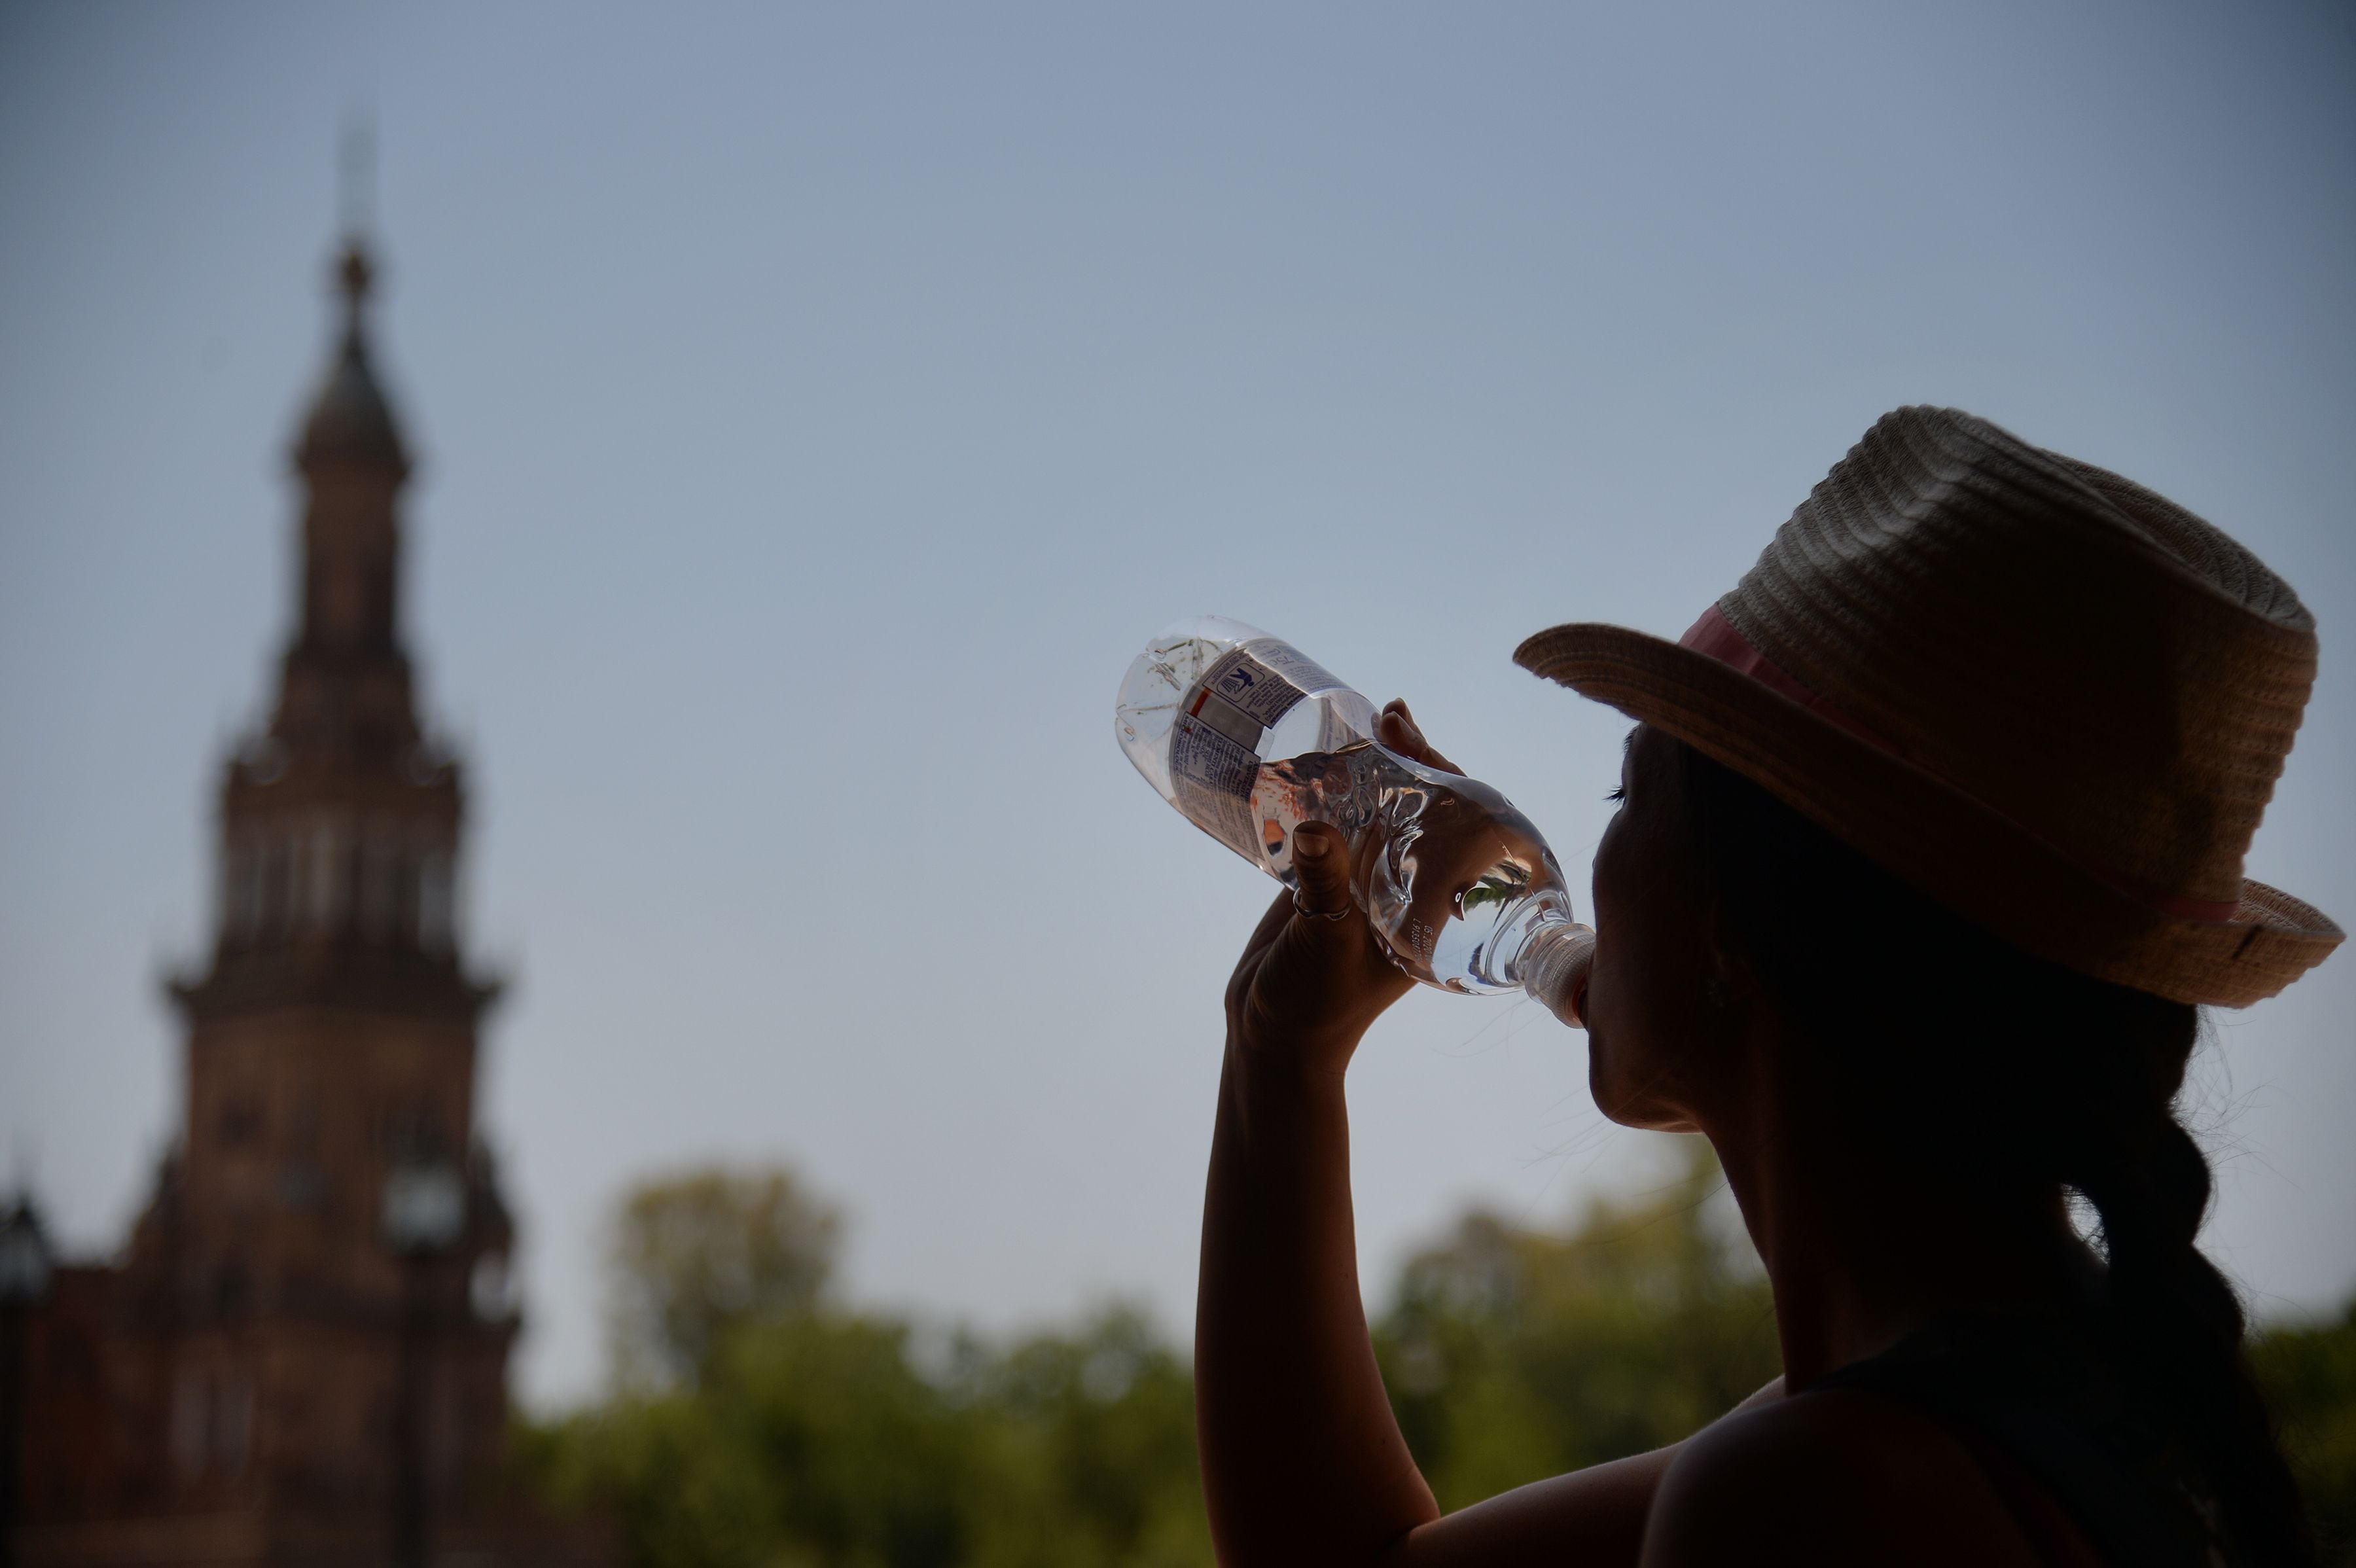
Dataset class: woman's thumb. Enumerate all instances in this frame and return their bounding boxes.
[1291,822,1355,918]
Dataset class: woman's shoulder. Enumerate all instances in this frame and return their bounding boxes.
[1641,1387,2078,1568]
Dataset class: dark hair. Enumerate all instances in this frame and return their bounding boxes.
[1666,734,2313,1568]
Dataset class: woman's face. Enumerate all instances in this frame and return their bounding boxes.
[1584,725,1726,1132]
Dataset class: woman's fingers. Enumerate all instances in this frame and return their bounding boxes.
[1378,699,1464,775]
[1224,821,1412,1068]
[1227,883,1301,1018]
[1226,825,1352,1026]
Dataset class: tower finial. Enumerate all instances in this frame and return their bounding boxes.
[337,242,374,312]
[333,115,378,325]
[301,122,406,476]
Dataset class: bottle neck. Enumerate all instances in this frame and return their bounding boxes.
[1514,917,1596,1029]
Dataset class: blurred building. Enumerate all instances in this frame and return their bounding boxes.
[9,228,606,1567]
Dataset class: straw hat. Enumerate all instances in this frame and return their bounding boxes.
[1515,406,2340,1007]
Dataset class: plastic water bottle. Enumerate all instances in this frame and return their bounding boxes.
[1115,616,1596,1024]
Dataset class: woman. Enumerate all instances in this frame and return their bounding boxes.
[1193,408,2339,1567]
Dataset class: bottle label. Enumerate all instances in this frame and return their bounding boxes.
[1170,713,1260,861]
[1169,639,1349,864]
[1195,640,1344,731]
[1240,638,1346,704]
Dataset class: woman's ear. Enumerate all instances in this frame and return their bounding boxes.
[1696,890,1753,1014]
[1715,935,1765,1008]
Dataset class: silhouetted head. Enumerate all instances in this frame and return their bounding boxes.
[1522,408,2332,1564]
[1585,719,2312,1567]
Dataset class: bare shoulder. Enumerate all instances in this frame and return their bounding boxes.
[1639,1389,2048,1568]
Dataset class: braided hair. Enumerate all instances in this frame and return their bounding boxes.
[1668,735,2313,1567]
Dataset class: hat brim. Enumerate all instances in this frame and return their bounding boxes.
[1515,621,2342,1008]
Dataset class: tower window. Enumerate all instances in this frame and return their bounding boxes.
[359,827,400,942]
[222,839,261,943]
[259,835,294,942]
[170,1365,254,1482]
[307,818,348,930]
[287,832,312,933]
[217,1099,264,1147]
[418,847,455,952]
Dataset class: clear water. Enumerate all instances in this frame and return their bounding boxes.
[1116,616,1587,998]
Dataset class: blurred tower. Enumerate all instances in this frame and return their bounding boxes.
[12,224,602,1567]
[149,221,514,1557]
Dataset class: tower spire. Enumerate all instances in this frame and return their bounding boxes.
[176,157,488,1021]
[334,114,378,348]
[300,119,404,480]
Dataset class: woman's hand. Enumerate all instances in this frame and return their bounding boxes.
[1222,700,1464,1075]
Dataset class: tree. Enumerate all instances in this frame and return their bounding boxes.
[526,1305,1210,1568]
[2251,1302,2356,1564]
[607,1165,842,1388]
[531,1148,2356,1566]
[1372,1137,1781,1510]
[950,1306,1211,1568]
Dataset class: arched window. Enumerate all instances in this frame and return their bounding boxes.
[360,825,401,943]
[259,834,294,943]
[417,846,456,952]
[222,835,261,944]
[170,1363,254,1483]
[307,817,348,931]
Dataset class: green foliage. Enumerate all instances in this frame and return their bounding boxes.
[529,1305,1209,1568]
[1371,1137,1781,1510]
[609,1166,843,1388]
[945,1308,1211,1568]
[2251,1302,2356,1564]
[528,1154,2356,1567]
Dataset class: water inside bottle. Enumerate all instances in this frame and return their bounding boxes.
[1254,739,1574,994]
[1115,617,1577,995]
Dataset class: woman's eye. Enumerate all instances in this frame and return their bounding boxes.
[1605,787,1626,803]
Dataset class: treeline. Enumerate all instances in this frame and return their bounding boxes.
[518,1168,1209,1567]
[519,1152,2356,1567]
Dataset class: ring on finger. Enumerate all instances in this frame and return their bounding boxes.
[1293,890,1351,922]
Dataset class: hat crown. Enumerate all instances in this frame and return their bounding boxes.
[1715,408,2317,909]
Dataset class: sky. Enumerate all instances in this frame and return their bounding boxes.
[3,1,2352,1412]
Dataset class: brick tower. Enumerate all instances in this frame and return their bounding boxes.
[12,226,603,1567]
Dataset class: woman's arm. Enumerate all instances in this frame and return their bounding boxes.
[1195,814,1431,1567]
[1193,704,1780,1567]
[1193,702,1446,1563]
[1201,1001,1783,1568]
[1368,1378,1784,1563]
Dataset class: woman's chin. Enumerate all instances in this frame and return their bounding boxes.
[1587,1042,1699,1132]
[1597,1101,1703,1135]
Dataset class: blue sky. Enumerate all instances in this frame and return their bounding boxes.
[3,1,2351,1409]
